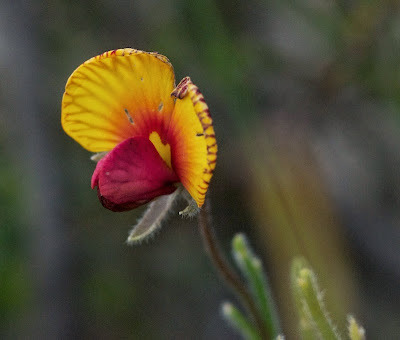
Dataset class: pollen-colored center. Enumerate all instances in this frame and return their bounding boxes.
[149,131,172,168]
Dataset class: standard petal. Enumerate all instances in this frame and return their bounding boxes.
[62,48,176,152]
[91,137,179,212]
[168,77,217,207]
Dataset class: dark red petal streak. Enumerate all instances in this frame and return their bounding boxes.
[91,137,178,212]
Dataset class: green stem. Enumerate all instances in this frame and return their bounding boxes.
[198,200,267,339]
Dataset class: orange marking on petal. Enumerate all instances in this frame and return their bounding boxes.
[169,77,217,207]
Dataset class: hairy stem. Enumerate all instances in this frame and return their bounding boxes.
[198,200,267,338]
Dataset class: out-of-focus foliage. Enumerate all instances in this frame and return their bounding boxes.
[1,0,400,338]
[0,139,30,329]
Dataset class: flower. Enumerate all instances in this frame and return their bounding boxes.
[61,48,217,216]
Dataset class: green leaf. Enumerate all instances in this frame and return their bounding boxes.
[347,315,365,340]
[221,302,262,340]
[291,257,341,340]
[232,233,281,338]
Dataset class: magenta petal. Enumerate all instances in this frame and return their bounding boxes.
[91,137,179,212]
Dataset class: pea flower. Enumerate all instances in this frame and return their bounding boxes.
[61,48,217,243]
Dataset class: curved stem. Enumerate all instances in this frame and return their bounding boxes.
[198,200,267,339]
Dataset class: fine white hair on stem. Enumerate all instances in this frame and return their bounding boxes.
[179,188,200,218]
[179,198,200,218]
[126,188,180,245]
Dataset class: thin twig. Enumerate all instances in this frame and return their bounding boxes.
[198,200,268,339]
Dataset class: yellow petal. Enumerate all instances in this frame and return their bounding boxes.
[61,48,176,152]
[168,77,217,207]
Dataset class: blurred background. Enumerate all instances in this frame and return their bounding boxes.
[1,0,400,338]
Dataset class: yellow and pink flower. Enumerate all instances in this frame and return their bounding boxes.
[61,48,217,217]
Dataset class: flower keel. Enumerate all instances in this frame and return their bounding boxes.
[91,137,179,212]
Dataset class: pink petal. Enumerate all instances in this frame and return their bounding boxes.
[91,137,179,212]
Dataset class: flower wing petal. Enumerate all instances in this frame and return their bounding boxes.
[169,77,217,207]
[91,137,179,212]
[62,48,176,152]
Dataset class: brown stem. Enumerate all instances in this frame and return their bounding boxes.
[198,200,268,339]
